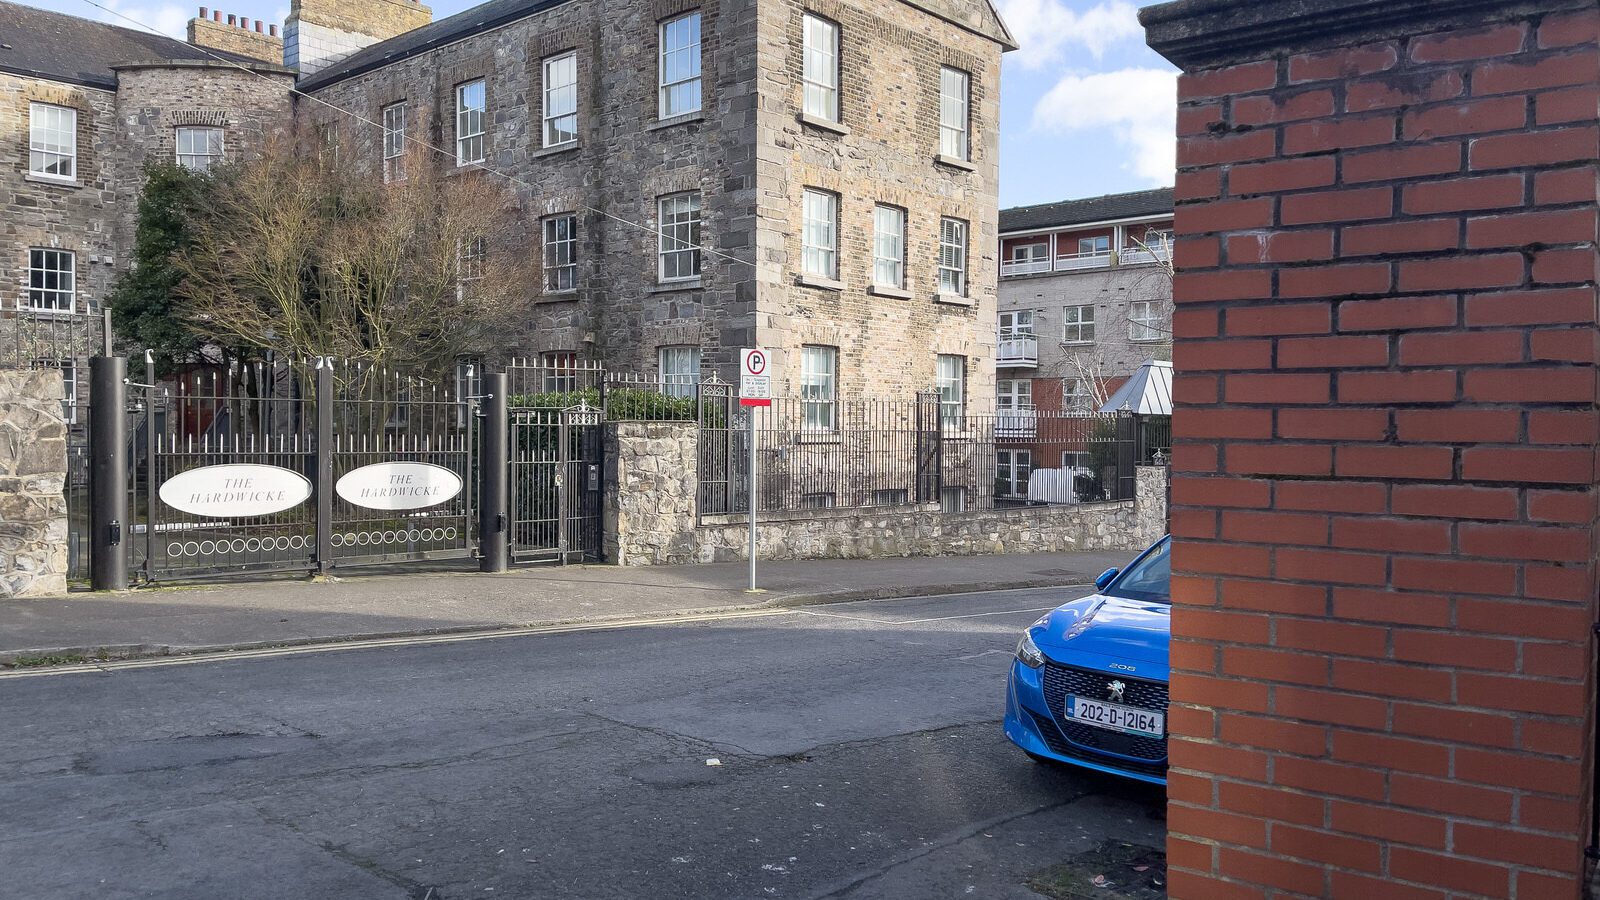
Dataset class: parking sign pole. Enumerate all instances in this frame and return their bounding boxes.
[747,405,757,591]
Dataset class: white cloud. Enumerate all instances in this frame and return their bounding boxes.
[1031,67,1177,186]
[93,0,190,38]
[995,0,1142,70]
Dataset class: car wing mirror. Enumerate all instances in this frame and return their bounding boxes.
[1094,567,1119,592]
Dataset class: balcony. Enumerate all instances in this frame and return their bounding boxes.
[1000,249,1113,278]
[996,406,1037,439]
[1119,242,1172,267]
[996,330,1038,367]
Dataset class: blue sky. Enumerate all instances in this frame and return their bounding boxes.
[28,0,1176,209]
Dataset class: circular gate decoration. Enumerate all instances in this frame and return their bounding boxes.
[157,464,313,518]
[336,462,463,511]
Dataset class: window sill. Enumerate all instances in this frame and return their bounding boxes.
[798,112,849,136]
[796,273,845,292]
[650,278,703,293]
[532,142,579,159]
[867,284,911,300]
[538,289,579,302]
[796,431,842,445]
[649,111,704,132]
[935,293,973,307]
[24,173,80,188]
[16,306,79,318]
[935,154,976,172]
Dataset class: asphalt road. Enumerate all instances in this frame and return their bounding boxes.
[0,586,1166,900]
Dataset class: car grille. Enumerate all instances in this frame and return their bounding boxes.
[1037,662,1168,772]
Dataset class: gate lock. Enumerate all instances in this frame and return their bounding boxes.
[108,520,122,547]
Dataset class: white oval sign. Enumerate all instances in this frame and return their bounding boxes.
[158,464,312,518]
[336,462,463,511]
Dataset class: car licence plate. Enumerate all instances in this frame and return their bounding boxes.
[1066,695,1164,738]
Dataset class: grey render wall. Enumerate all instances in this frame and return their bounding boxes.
[299,0,761,375]
[998,260,1173,391]
[0,369,68,599]
[606,421,1167,565]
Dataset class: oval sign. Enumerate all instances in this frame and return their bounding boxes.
[336,462,463,511]
[158,464,312,518]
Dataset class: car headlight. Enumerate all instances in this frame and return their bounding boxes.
[1015,631,1045,668]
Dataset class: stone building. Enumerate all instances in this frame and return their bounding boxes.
[0,0,294,403]
[3,0,1013,413]
[995,188,1174,417]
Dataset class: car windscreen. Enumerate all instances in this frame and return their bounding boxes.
[1103,538,1171,603]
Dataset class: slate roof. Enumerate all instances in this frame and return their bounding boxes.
[1000,188,1174,234]
[297,0,570,91]
[0,0,256,89]
[299,0,1016,90]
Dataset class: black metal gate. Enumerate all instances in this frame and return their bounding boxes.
[508,402,603,563]
[129,357,479,582]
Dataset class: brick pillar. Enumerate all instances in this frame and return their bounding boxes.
[1143,1,1599,897]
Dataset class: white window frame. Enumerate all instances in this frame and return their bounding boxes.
[1078,235,1111,256]
[28,103,76,181]
[801,492,837,509]
[1063,377,1089,411]
[938,66,970,161]
[25,248,75,314]
[543,214,577,293]
[1061,450,1086,470]
[872,205,905,288]
[801,13,840,122]
[456,79,487,166]
[542,52,579,148]
[456,236,486,300]
[541,351,579,394]
[382,102,406,182]
[1062,304,1096,344]
[996,449,1031,498]
[802,188,838,279]
[938,217,967,296]
[658,12,703,119]
[937,354,965,427]
[659,345,700,398]
[1129,300,1164,342]
[175,126,224,172]
[997,377,1033,410]
[1011,241,1048,263]
[658,192,703,281]
[801,345,837,431]
[999,310,1033,337]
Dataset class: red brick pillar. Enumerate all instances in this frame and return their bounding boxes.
[1142,1,1600,897]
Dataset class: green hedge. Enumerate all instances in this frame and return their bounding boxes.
[508,387,718,425]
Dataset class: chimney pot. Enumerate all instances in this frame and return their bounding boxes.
[197,5,207,17]
[269,23,277,36]
[226,13,236,24]
[212,9,220,20]
[255,20,263,31]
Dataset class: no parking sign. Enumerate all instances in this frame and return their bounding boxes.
[740,348,771,407]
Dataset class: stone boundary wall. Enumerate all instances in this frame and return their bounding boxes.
[0,369,69,598]
[606,421,1168,565]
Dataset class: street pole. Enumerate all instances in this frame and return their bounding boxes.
[313,359,334,577]
[479,372,509,573]
[88,356,128,591]
[747,404,757,592]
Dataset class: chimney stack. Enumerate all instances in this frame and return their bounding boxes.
[186,6,285,63]
[282,0,432,74]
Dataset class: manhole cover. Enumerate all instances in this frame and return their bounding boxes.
[1026,841,1165,899]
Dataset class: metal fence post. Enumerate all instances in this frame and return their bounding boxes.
[314,360,334,576]
[479,372,509,573]
[88,356,128,591]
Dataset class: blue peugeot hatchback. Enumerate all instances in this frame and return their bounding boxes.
[1004,536,1171,785]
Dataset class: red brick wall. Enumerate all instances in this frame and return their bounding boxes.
[1164,8,1600,898]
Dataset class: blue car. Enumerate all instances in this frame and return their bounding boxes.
[1004,536,1171,785]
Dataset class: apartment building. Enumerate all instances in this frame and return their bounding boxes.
[2,0,1014,411]
[994,188,1174,417]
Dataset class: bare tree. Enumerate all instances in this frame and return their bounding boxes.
[174,142,536,388]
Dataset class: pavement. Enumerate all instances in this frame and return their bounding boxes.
[0,550,1130,665]
[0,587,1166,899]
